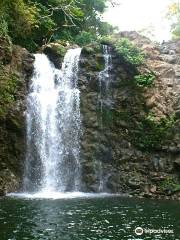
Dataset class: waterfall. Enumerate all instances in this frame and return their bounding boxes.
[99,45,112,95]
[97,45,112,192]
[23,48,82,193]
[98,45,112,125]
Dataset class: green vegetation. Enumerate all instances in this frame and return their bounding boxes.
[56,45,66,57]
[134,113,176,150]
[75,31,96,46]
[0,17,10,41]
[160,177,180,193]
[134,73,156,87]
[173,184,180,192]
[0,0,116,51]
[103,107,176,151]
[99,36,145,66]
[114,38,144,66]
[99,34,115,44]
[49,42,67,57]
[0,71,18,117]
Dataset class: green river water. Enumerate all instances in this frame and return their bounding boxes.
[0,196,179,240]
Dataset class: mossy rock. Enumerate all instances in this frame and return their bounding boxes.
[0,71,20,117]
[81,46,95,55]
[131,114,176,150]
[0,37,12,64]
[43,42,67,69]
[82,42,101,56]
[159,177,180,194]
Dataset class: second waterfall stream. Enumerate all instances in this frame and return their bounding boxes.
[23,48,82,196]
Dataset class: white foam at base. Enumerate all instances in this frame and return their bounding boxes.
[7,191,116,200]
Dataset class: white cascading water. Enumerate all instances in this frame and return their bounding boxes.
[97,45,112,192]
[98,45,112,124]
[99,45,112,94]
[23,48,82,194]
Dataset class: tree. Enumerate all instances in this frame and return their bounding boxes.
[0,0,115,51]
[0,0,38,49]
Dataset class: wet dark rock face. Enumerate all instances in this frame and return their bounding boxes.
[0,38,34,195]
[78,33,180,200]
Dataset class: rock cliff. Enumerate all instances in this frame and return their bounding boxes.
[78,32,180,200]
[0,37,34,195]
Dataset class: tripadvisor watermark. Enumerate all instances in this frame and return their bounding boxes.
[135,227,174,236]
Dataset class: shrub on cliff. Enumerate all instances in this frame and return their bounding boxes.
[134,73,155,87]
[133,114,176,150]
[99,36,144,66]
[75,31,95,46]
[114,38,144,66]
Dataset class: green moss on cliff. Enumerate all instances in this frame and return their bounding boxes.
[0,70,19,117]
[100,36,144,66]
[0,38,12,64]
[98,105,176,151]
[160,177,180,194]
[132,114,176,150]
[82,42,102,55]
[114,38,144,66]
[134,73,156,87]
[0,38,15,116]
[44,42,66,57]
